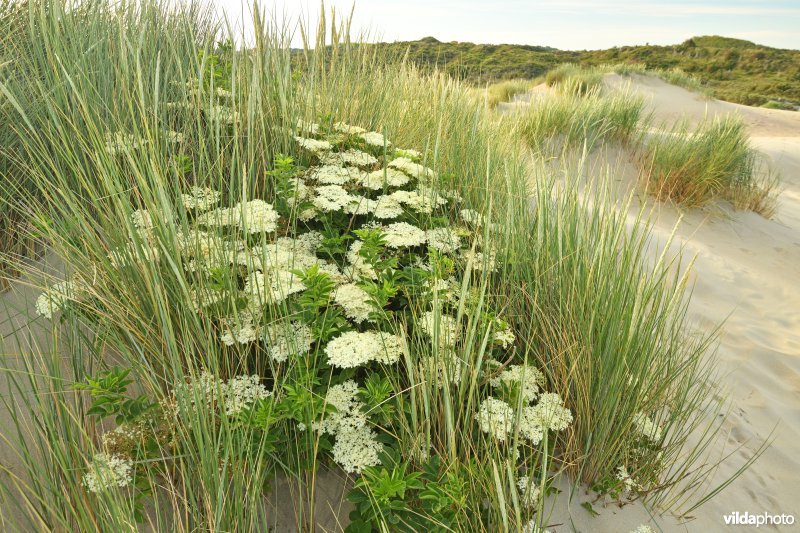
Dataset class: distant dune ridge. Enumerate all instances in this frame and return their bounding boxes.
[370,35,800,108]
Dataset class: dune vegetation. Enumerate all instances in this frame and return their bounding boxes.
[373,35,800,108]
[516,80,646,152]
[544,63,604,96]
[638,117,778,215]
[509,63,778,215]
[479,79,536,108]
[0,1,766,532]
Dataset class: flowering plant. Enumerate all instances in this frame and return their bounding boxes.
[39,120,573,529]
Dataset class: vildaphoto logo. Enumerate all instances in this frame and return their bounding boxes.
[723,511,795,527]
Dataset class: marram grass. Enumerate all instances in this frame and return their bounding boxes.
[639,116,778,215]
[516,79,647,153]
[0,0,764,531]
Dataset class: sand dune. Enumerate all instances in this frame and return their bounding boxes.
[558,75,800,531]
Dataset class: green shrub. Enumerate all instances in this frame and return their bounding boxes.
[482,79,533,107]
[761,100,797,111]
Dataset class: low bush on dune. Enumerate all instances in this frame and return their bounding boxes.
[639,116,778,215]
[760,100,796,111]
[0,1,762,531]
[651,67,709,96]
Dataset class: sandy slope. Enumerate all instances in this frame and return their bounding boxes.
[550,75,800,532]
[630,77,800,532]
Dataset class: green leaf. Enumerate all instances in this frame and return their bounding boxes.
[581,501,600,517]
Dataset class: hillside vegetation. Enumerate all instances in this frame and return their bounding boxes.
[375,35,800,108]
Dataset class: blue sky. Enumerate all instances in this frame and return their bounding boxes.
[214,1,800,50]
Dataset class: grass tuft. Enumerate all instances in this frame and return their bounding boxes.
[517,81,646,152]
[638,116,778,215]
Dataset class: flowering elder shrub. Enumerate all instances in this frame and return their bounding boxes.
[38,121,585,528]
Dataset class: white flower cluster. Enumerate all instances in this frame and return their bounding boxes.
[463,248,497,272]
[418,309,461,347]
[82,453,133,493]
[476,391,572,445]
[220,313,260,346]
[389,187,448,214]
[527,392,573,432]
[182,186,221,211]
[493,325,515,348]
[263,320,314,362]
[244,269,306,307]
[333,122,365,134]
[425,227,461,253]
[320,149,378,167]
[632,412,663,442]
[295,135,332,153]
[616,465,643,498]
[629,526,655,533]
[359,168,410,190]
[380,222,427,248]
[197,199,280,234]
[316,380,383,474]
[333,283,378,323]
[389,157,436,181]
[517,476,541,508]
[325,330,403,368]
[174,372,270,416]
[307,165,364,185]
[475,397,515,442]
[361,131,391,147]
[225,375,272,416]
[35,280,81,319]
[394,148,421,159]
[490,365,544,403]
[131,209,153,231]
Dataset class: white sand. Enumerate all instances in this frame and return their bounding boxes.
[543,75,800,532]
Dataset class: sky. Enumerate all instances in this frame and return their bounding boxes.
[211,0,800,50]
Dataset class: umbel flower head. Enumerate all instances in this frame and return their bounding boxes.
[35,280,83,319]
[82,453,133,493]
[325,331,403,368]
[316,380,383,474]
